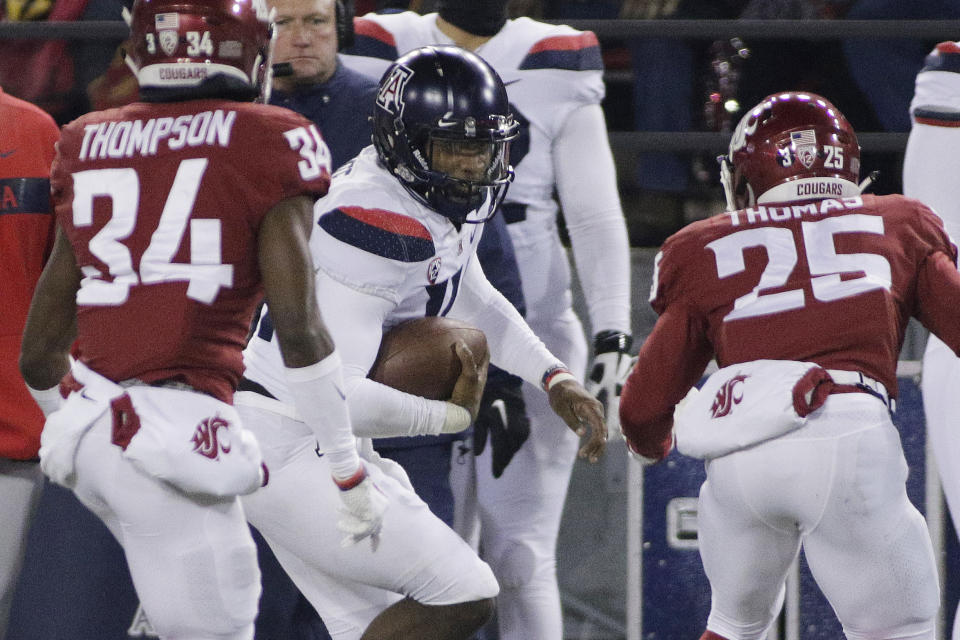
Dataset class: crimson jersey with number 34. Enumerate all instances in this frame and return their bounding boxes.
[624,193,960,439]
[51,99,331,402]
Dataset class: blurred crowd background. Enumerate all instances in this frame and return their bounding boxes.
[2,0,957,246]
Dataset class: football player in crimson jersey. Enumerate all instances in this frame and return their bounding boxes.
[18,1,385,638]
[905,41,960,640]
[238,45,606,640]
[620,92,960,640]
[0,86,58,640]
[340,3,632,637]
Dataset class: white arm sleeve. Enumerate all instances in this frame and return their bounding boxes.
[555,103,632,337]
[315,269,449,438]
[450,257,562,388]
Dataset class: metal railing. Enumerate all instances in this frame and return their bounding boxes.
[1,18,955,155]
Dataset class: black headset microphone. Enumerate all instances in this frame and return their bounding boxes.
[271,0,354,77]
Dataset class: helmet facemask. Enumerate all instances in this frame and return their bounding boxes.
[415,117,516,223]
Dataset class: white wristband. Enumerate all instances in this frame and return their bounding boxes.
[27,384,63,418]
[326,446,363,482]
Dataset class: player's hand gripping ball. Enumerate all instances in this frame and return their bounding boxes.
[368,317,489,399]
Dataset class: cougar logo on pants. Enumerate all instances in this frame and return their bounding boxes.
[710,374,748,418]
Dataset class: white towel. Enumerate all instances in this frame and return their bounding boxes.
[674,359,832,460]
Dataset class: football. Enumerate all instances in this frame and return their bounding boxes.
[368,317,488,400]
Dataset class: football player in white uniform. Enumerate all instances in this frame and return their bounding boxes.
[237,45,607,640]
[904,41,960,640]
[341,3,632,637]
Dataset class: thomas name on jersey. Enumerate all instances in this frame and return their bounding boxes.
[77,109,236,161]
[727,196,864,227]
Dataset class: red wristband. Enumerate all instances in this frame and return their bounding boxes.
[333,463,367,491]
[541,365,575,391]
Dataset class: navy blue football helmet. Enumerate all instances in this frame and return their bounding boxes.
[372,45,519,223]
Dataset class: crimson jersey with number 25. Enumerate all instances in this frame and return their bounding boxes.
[51,99,331,403]
[631,194,960,428]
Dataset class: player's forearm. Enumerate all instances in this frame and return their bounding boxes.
[566,210,632,335]
[344,375,448,437]
[451,261,561,387]
[554,103,632,334]
[619,374,676,460]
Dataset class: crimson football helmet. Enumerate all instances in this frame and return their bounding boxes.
[372,45,519,224]
[124,0,275,101]
[719,92,861,210]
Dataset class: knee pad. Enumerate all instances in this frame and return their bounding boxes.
[706,605,779,640]
[164,542,260,638]
[214,542,261,629]
[488,540,539,589]
[843,620,936,640]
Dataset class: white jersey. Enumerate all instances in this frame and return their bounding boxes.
[243,147,558,436]
[910,41,960,119]
[342,12,630,335]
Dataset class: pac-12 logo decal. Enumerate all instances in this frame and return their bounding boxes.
[791,129,818,169]
[710,374,748,418]
[376,65,413,116]
[427,256,442,284]
[158,29,179,56]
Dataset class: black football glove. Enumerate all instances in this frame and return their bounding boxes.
[473,375,530,478]
[585,330,634,437]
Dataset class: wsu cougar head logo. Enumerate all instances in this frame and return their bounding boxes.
[710,374,749,418]
[191,415,233,460]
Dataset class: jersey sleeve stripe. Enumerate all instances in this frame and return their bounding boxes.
[348,19,399,61]
[913,108,960,127]
[318,206,435,262]
[519,33,603,71]
[934,41,960,55]
[0,178,50,215]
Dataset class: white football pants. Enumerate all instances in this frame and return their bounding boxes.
[699,394,938,640]
[71,410,260,640]
[237,397,499,640]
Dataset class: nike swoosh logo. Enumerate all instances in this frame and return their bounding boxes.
[491,398,508,425]
[315,441,325,458]
[0,149,15,158]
